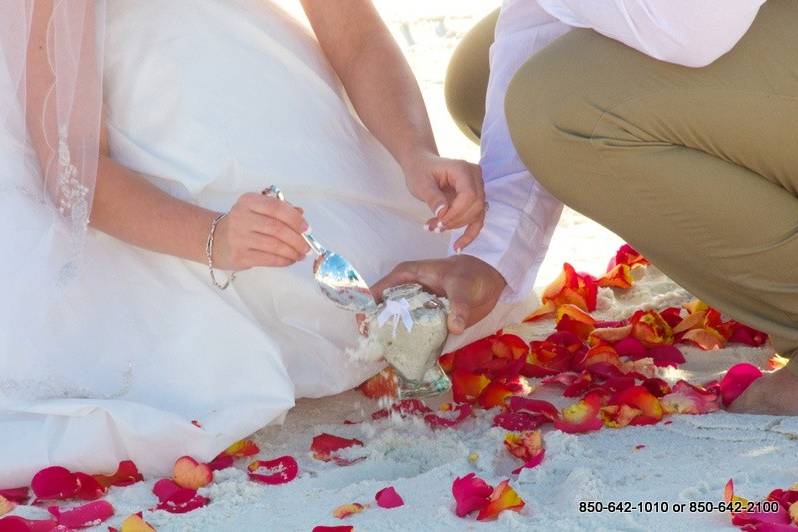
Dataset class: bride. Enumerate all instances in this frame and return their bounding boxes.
[0,0,494,486]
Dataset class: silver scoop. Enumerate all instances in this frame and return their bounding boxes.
[262,186,377,313]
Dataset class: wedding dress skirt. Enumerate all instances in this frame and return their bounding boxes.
[0,0,522,486]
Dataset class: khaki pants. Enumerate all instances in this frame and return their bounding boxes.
[447,1,798,365]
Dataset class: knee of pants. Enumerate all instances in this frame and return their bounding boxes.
[444,9,498,143]
[503,60,599,210]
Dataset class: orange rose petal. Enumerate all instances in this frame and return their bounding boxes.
[503,431,543,462]
[359,369,398,399]
[172,456,213,490]
[223,439,260,459]
[672,310,707,334]
[523,300,557,323]
[589,324,633,345]
[556,304,597,340]
[491,334,530,360]
[661,380,720,415]
[332,503,365,519]
[554,395,604,434]
[578,344,621,369]
[0,496,13,517]
[478,381,516,410]
[597,264,634,289]
[118,512,156,532]
[769,355,789,371]
[476,480,525,521]
[630,310,674,348]
[684,299,709,314]
[611,386,663,425]
[451,369,491,404]
[682,328,727,350]
[601,404,642,428]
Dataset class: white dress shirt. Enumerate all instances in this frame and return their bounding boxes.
[457,0,767,302]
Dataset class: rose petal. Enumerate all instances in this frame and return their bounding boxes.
[424,403,472,429]
[93,461,143,488]
[614,337,648,359]
[511,449,546,475]
[0,516,59,532]
[206,454,235,471]
[554,394,604,434]
[48,500,114,529]
[476,480,525,521]
[630,310,674,348]
[555,304,596,340]
[589,324,633,345]
[607,244,649,270]
[172,456,213,490]
[375,487,404,509]
[492,411,549,432]
[311,433,365,465]
[641,378,672,398]
[661,380,720,415]
[312,527,354,532]
[728,323,768,347]
[332,503,365,519]
[451,370,491,404]
[578,344,621,369]
[0,496,13,517]
[477,381,516,409]
[0,488,30,504]
[522,300,557,323]
[682,328,727,350]
[597,264,634,289]
[647,345,686,368]
[151,478,210,514]
[720,363,763,406]
[31,466,80,501]
[116,512,155,532]
[247,456,299,485]
[601,404,643,429]
[359,369,398,399]
[452,473,493,518]
[610,386,663,425]
[222,439,260,459]
[503,431,543,462]
[507,397,560,421]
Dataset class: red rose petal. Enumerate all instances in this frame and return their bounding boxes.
[375,486,405,509]
[720,363,763,406]
[452,473,493,518]
[0,516,59,532]
[647,345,686,368]
[312,526,354,532]
[311,433,365,465]
[48,500,114,529]
[511,449,545,475]
[492,411,549,432]
[507,397,560,421]
[0,488,30,504]
[74,472,107,500]
[247,456,299,485]
[31,466,80,501]
[372,399,432,420]
[661,380,720,415]
[614,337,647,359]
[424,403,473,429]
[554,394,604,434]
[93,461,143,488]
[152,479,210,514]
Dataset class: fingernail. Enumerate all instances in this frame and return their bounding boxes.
[454,246,462,255]
[452,315,466,331]
[434,221,444,233]
[434,204,446,217]
[424,223,433,232]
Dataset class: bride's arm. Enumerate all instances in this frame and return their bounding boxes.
[300,0,486,250]
[25,1,308,272]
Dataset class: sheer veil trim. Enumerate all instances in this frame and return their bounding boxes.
[1,0,105,275]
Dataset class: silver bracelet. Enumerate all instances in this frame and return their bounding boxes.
[206,213,236,290]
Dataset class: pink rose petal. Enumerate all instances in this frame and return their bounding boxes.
[511,448,546,475]
[48,500,114,529]
[31,466,80,501]
[247,456,299,485]
[152,479,210,514]
[720,363,763,406]
[375,486,405,509]
[0,487,30,504]
[451,473,493,518]
[0,515,60,532]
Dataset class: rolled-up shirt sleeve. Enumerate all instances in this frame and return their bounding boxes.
[451,1,571,303]
[537,0,767,67]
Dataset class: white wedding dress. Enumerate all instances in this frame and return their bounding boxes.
[0,0,520,486]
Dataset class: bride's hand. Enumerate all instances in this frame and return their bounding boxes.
[213,193,311,270]
[402,153,486,252]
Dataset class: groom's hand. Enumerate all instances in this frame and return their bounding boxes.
[371,256,506,334]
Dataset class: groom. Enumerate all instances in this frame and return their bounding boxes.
[373,0,798,415]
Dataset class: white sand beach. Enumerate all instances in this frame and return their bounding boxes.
[6,3,795,531]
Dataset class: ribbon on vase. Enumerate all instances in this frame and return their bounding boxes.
[377,298,414,338]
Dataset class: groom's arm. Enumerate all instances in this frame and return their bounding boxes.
[538,0,767,67]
